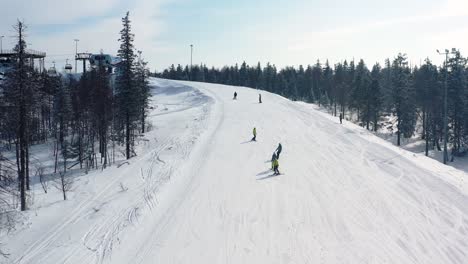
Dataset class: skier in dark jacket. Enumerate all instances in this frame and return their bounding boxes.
[339,113,343,124]
[275,143,282,159]
[233,92,237,100]
[259,94,262,103]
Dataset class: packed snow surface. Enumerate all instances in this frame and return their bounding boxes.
[5,78,468,264]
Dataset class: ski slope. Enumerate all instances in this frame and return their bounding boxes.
[6,78,468,264]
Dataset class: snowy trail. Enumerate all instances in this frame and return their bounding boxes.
[125,80,468,264]
[6,78,468,264]
[7,79,214,264]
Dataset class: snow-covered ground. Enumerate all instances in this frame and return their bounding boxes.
[321,105,468,172]
[4,78,468,264]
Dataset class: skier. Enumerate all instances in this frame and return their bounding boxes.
[272,158,280,175]
[339,113,343,124]
[259,94,262,103]
[271,152,277,169]
[275,143,282,159]
[233,92,237,100]
[252,127,257,141]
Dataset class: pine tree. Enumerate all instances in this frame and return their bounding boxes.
[381,58,393,111]
[333,63,345,116]
[390,54,416,146]
[175,64,185,80]
[446,51,467,155]
[135,52,151,134]
[322,61,333,109]
[239,61,248,87]
[168,64,176,79]
[90,63,113,167]
[350,59,371,125]
[304,65,313,102]
[115,12,138,160]
[2,21,36,210]
[254,62,263,89]
[369,63,383,131]
[414,59,440,155]
[312,60,323,105]
[52,76,72,189]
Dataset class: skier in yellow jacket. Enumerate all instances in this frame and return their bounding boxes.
[252,127,257,141]
[272,158,280,175]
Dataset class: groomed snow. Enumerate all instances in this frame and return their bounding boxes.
[4,78,468,264]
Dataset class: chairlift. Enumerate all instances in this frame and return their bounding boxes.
[48,61,58,76]
[65,59,73,71]
[47,67,57,75]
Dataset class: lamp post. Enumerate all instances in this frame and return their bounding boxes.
[0,35,4,53]
[436,48,456,164]
[190,44,193,81]
[74,39,79,73]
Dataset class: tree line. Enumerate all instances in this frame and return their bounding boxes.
[158,53,467,160]
[0,11,150,219]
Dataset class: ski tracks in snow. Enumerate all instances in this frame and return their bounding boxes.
[138,81,468,264]
[82,90,213,264]
[291,100,468,263]
[12,82,214,264]
[123,85,226,264]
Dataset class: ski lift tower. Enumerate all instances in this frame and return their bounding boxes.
[75,52,92,73]
[0,48,46,73]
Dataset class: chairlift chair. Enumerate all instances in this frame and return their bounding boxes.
[47,67,57,75]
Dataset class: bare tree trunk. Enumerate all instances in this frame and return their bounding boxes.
[26,142,29,191]
[334,100,337,116]
[54,135,59,174]
[126,111,130,159]
[425,112,429,156]
[397,115,401,146]
[79,125,83,169]
[141,106,145,134]
[19,126,26,211]
[62,138,67,200]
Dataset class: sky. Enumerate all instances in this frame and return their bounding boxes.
[1,0,468,72]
